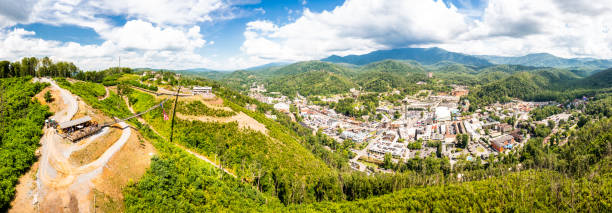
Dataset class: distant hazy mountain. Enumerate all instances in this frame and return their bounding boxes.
[244,62,290,71]
[180,68,223,72]
[322,47,493,67]
[477,53,612,69]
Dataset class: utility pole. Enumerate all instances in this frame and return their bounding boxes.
[170,85,181,142]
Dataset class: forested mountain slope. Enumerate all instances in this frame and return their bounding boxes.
[264,61,358,96]
[322,47,492,67]
[579,68,612,88]
[466,68,598,107]
[354,60,427,92]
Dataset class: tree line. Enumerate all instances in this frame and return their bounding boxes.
[0,77,51,210]
[0,57,77,78]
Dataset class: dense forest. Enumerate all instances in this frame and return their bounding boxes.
[0,77,51,210]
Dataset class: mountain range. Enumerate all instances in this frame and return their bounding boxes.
[477,53,612,69]
[136,47,612,74]
[322,48,612,71]
[322,47,493,67]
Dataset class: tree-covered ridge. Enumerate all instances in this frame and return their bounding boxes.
[177,101,236,117]
[269,60,356,77]
[0,77,51,210]
[359,59,426,74]
[465,68,605,108]
[127,89,346,205]
[579,68,612,88]
[478,52,612,70]
[55,78,132,119]
[266,69,358,97]
[0,57,77,78]
[322,47,493,67]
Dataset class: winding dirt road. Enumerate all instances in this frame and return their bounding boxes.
[123,96,237,178]
[98,86,110,100]
[34,78,132,213]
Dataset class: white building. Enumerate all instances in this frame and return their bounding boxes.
[193,86,212,94]
[398,127,416,140]
[435,107,451,121]
[274,102,290,112]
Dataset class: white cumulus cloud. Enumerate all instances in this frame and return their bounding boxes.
[0,0,229,70]
[240,0,470,63]
[101,20,207,51]
[239,0,612,67]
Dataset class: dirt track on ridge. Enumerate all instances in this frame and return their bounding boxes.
[15,78,133,213]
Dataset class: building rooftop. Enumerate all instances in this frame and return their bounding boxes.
[58,116,91,129]
[193,86,212,90]
[491,134,514,144]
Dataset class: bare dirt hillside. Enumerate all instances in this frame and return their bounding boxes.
[10,78,156,213]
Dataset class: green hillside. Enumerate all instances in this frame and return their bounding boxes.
[466,68,590,107]
[359,59,426,74]
[270,61,355,77]
[126,83,350,205]
[265,61,358,97]
[354,60,427,92]
[580,68,612,88]
[478,53,612,70]
[0,77,51,210]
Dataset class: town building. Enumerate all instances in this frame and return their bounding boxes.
[491,134,515,152]
[58,116,92,133]
[193,86,212,94]
[274,102,290,113]
[435,107,451,122]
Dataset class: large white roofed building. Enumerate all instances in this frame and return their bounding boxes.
[435,107,451,121]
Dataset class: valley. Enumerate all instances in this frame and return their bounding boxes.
[1,1,611,212]
[1,48,610,212]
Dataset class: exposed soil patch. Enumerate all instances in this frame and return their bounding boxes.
[8,162,40,213]
[73,99,114,124]
[34,87,64,113]
[10,78,157,213]
[180,95,229,110]
[69,126,123,166]
[177,111,268,135]
[91,130,156,213]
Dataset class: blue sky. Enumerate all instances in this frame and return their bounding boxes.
[14,0,348,61]
[0,0,610,70]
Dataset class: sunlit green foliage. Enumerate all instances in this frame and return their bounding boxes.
[55,78,132,118]
[0,77,51,210]
[530,105,563,121]
[177,101,235,117]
